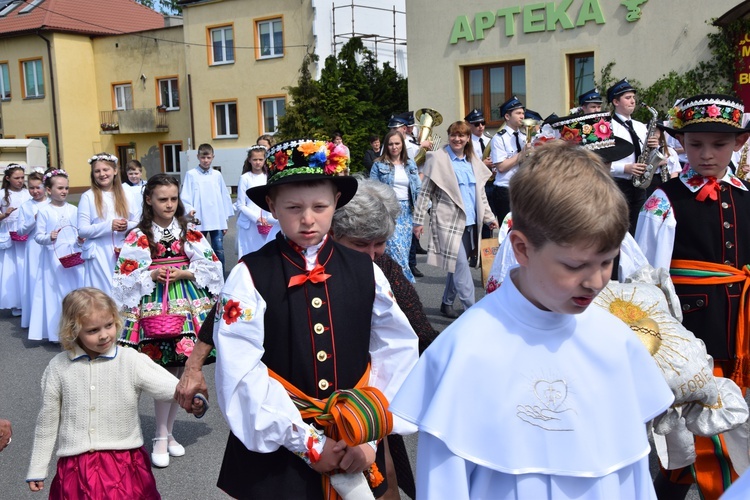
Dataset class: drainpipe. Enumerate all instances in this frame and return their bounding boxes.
[37,32,60,168]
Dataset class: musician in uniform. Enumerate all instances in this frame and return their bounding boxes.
[490,96,527,222]
[579,88,603,114]
[608,79,657,234]
[466,109,495,242]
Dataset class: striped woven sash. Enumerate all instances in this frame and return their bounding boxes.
[268,365,393,499]
[670,259,750,387]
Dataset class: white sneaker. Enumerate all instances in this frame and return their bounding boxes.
[11,308,21,317]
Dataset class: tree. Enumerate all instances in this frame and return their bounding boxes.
[135,0,181,15]
[277,38,408,173]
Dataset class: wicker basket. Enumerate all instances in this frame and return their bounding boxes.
[54,225,84,268]
[10,231,28,242]
[141,269,186,339]
[257,223,273,235]
[112,230,121,258]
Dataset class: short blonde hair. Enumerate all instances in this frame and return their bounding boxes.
[509,140,628,252]
[59,288,123,352]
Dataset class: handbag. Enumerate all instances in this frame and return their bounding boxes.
[140,268,186,339]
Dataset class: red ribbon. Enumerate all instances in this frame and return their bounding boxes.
[695,177,721,202]
[287,264,331,288]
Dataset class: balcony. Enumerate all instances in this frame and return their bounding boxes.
[100,108,169,134]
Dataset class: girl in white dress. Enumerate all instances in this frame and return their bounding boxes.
[235,145,279,256]
[17,172,48,329]
[31,170,84,342]
[0,164,31,315]
[77,153,137,294]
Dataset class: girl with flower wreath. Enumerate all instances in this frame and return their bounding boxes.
[113,173,223,468]
[31,170,84,342]
[235,145,280,257]
[17,171,47,329]
[0,163,31,316]
[77,153,139,295]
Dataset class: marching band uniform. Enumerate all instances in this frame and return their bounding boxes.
[466,108,495,240]
[490,97,526,222]
[608,79,648,234]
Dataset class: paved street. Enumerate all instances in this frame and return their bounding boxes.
[0,220,697,498]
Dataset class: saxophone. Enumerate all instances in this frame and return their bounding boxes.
[632,104,666,189]
[737,143,749,180]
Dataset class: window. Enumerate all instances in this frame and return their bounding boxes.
[0,62,9,100]
[0,0,21,17]
[463,61,525,126]
[113,83,133,110]
[158,77,179,110]
[256,18,283,59]
[568,52,595,108]
[212,100,238,138]
[19,0,44,14]
[162,142,183,174]
[21,58,44,98]
[209,25,234,65]
[260,97,285,134]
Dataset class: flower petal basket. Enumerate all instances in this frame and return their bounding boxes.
[140,268,186,339]
[54,225,84,268]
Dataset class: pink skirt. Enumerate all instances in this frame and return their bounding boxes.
[49,447,160,499]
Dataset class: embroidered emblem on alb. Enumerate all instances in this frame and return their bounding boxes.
[516,378,576,431]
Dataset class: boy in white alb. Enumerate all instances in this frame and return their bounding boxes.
[180,143,234,271]
[391,141,673,499]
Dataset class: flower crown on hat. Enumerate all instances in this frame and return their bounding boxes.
[88,153,118,165]
[265,139,350,181]
[667,96,744,131]
[550,112,615,151]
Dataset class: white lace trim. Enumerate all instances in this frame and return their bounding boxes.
[112,266,155,308]
[190,258,223,296]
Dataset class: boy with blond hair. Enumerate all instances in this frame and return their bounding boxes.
[391,140,673,499]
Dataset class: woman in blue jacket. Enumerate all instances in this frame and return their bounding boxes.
[370,129,421,282]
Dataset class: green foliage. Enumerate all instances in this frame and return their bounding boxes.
[596,18,750,122]
[277,38,408,173]
[135,0,181,15]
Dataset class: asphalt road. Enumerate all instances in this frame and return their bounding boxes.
[0,221,697,499]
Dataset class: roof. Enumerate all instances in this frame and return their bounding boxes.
[715,0,750,27]
[0,0,164,37]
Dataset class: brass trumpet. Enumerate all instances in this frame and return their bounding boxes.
[522,118,541,146]
[413,108,443,166]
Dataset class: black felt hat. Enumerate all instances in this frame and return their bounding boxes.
[548,112,634,163]
[659,94,749,136]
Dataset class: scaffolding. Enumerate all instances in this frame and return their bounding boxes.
[331,0,406,74]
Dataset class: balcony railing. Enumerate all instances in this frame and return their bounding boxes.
[100,108,169,134]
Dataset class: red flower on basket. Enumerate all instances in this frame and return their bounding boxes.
[141,343,162,361]
[223,299,242,324]
[175,337,195,357]
[136,234,149,249]
[186,230,202,243]
[119,259,139,275]
[124,231,138,245]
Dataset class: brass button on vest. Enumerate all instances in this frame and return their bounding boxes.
[318,379,329,390]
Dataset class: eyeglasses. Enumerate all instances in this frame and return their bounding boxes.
[473,121,486,126]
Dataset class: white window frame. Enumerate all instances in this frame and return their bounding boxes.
[213,101,238,139]
[113,83,133,111]
[158,78,179,110]
[257,18,283,59]
[162,143,182,174]
[22,59,44,98]
[19,0,44,14]
[210,26,234,65]
[0,1,21,17]
[0,63,10,100]
[260,97,285,135]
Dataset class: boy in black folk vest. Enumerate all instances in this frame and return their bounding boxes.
[211,139,419,499]
[636,94,750,500]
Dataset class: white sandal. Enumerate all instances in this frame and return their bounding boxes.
[151,437,169,468]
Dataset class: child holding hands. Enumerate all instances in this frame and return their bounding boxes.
[114,173,223,467]
[391,141,674,499]
[77,153,138,294]
[30,170,83,342]
[26,288,206,498]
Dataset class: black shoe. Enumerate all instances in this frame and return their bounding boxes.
[468,256,477,267]
[440,303,460,319]
[416,245,428,255]
[410,266,424,278]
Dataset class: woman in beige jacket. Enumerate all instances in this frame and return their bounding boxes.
[413,121,497,318]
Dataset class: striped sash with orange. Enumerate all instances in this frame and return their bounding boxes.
[268,365,393,499]
[670,259,750,388]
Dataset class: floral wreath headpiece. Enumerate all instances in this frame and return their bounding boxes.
[43,169,68,183]
[663,94,747,134]
[88,153,119,165]
[1,163,24,176]
[246,144,268,155]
